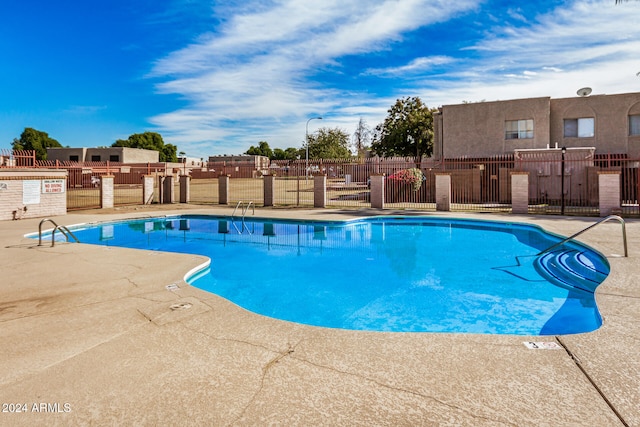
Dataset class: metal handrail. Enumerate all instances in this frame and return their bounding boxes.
[537,215,628,257]
[231,201,255,234]
[38,218,80,247]
[243,201,255,217]
[231,201,255,219]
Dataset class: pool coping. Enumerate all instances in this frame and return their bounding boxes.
[1,206,638,426]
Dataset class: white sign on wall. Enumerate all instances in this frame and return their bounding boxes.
[42,179,65,193]
[23,180,41,205]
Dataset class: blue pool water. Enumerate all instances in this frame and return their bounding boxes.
[45,215,609,335]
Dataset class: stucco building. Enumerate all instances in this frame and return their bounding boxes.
[46,147,159,163]
[433,91,640,159]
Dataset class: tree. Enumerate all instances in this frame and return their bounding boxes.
[245,141,274,158]
[112,132,177,162]
[11,128,62,160]
[352,117,371,158]
[371,96,436,161]
[272,147,299,160]
[306,127,351,159]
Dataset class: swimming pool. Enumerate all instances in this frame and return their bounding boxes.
[44,215,609,335]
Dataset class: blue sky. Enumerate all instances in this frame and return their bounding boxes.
[1,0,639,159]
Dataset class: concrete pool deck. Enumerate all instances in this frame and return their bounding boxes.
[0,206,638,426]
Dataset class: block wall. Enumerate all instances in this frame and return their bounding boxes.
[0,170,68,221]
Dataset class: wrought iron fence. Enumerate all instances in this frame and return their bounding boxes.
[3,151,640,217]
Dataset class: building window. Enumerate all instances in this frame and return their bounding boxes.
[69,155,79,162]
[109,155,119,162]
[630,115,640,136]
[505,119,533,139]
[91,155,101,161]
[564,118,594,138]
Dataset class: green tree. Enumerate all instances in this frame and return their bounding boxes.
[245,141,274,158]
[272,147,299,160]
[112,132,177,162]
[306,127,351,159]
[371,96,436,161]
[11,128,62,160]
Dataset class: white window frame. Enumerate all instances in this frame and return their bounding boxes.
[564,118,594,138]
[505,119,534,140]
[629,115,640,136]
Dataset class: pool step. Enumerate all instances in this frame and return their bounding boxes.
[535,249,609,293]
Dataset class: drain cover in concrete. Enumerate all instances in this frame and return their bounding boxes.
[523,341,562,350]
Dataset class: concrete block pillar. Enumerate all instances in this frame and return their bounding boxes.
[510,172,529,214]
[219,175,230,205]
[179,175,190,203]
[370,174,385,209]
[598,171,621,217]
[142,175,154,204]
[157,176,165,204]
[435,173,451,211]
[100,175,114,209]
[314,175,327,208]
[264,174,275,207]
[162,175,174,204]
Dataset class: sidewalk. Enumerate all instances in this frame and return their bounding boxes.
[1,206,638,426]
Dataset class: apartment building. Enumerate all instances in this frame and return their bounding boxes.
[433,91,640,159]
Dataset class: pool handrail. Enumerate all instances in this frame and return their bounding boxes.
[232,201,255,219]
[38,218,80,247]
[537,215,628,257]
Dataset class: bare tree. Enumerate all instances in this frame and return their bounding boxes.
[351,117,371,158]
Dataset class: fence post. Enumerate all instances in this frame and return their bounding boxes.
[435,173,451,211]
[100,175,115,209]
[510,172,529,214]
[264,174,275,207]
[370,174,385,209]
[598,171,621,216]
[314,174,327,208]
[219,174,230,205]
[142,175,154,204]
[162,174,175,204]
[179,175,190,203]
[157,176,165,204]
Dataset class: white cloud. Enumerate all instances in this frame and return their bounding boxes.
[147,0,640,158]
[363,56,455,77]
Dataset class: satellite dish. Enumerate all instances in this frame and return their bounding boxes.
[577,87,592,97]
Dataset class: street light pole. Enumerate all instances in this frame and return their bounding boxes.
[306,116,322,180]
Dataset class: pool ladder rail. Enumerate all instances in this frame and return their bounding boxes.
[537,215,628,258]
[232,200,255,219]
[38,218,80,247]
[231,201,255,234]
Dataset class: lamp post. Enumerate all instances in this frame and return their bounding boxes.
[306,116,322,180]
[561,146,566,215]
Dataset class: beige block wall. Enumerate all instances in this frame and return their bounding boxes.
[179,175,190,203]
[314,175,327,208]
[142,175,154,204]
[0,170,67,221]
[370,174,385,209]
[550,92,640,156]
[436,97,551,159]
[435,92,640,159]
[263,175,275,207]
[510,172,529,214]
[219,175,229,204]
[435,173,451,211]
[100,175,115,209]
[598,171,621,217]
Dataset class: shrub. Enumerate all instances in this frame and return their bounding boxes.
[387,168,424,192]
